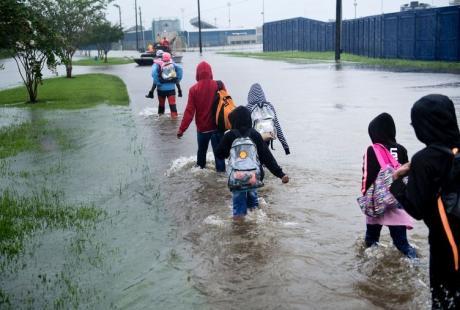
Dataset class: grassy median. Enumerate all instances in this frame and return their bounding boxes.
[0,73,129,108]
[73,57,133,66]
[222,51,460,73]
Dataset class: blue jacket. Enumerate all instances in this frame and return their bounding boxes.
[152,63,183,91]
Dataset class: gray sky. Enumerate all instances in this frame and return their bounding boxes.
[106,0,451,31]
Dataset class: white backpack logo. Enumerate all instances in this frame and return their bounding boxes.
[251,104,277,141]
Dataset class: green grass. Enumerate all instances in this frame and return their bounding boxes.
[0,120,70,159]
[0,188,104,260]
[0,73,129,108]
[0,50,11,59]
[222,51,460,73]
[73,57,133,66]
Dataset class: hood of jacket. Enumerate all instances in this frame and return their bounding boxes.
[195,61,213,81]
[411,94,460,147]
[247,83,268,107]
[368,112,397,145]
[229,106,252,133]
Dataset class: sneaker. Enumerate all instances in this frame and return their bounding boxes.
[145,91,154,99]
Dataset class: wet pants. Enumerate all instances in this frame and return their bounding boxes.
[157,92,177,116]
[232,190,258,217]
[430,248,460,309]
[196,130,225,172]
[365,224,416,258]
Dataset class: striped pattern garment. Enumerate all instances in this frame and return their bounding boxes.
[246,83,290,155]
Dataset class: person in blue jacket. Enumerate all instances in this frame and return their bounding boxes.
[152,52,183,118]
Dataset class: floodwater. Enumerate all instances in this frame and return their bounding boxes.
[0,52,459,309]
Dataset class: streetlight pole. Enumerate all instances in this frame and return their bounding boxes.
[335,0,342,61]
[353,0,357,19]
[262,0,265,25]
[227,2,231,28]
[139,6,145,50]
[113,4,123,50]
[134,0,139,51]
[197,0,203,55]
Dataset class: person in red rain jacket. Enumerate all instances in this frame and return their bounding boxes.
[177,61,225,172]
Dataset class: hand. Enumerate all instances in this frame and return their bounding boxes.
[177,132,183,139]
[281,175,289,184]
[393,162,410,180]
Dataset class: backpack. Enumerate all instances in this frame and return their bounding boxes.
[227,130,264,191]
[159,62,177,83]
[251,103,277,142]
[214,81,236,132]
[431,145,460,219]
[357,143,403,217]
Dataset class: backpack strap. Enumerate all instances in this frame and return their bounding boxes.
[438,197,459,271]
[372,143,399,168]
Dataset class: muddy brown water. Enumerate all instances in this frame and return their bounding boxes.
[0,52,459,309]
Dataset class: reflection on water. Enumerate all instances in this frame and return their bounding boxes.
[1,51,459,308]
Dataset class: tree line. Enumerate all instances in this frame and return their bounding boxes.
[0,0,123,103]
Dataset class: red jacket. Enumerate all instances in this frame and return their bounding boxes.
[178,61,225,134]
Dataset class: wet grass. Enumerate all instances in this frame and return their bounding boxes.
[73,57,133,66]
[0,73,129,108]
[0,188,105,260]
[222,51,460,73]
[0,120,70,159]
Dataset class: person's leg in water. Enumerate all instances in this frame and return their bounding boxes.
[196,131,212,169]
[146,83,156,98]
[167,95,178,118]
[247,190,259,212]
[158,94,166,115]
[365,224,382,247]
[232,190,248,221]
[210,131,226,172]
[389,225,417,258]
[176,82,182,97]
[430,251,460,309]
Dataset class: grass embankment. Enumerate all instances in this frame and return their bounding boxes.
[73,57,133,66]
[0,73,129,109]
[222,51,460,73]
[0,189,104,260]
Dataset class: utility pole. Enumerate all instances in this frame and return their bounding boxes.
[227,2,231,28]
[134,0,139,51]
[197,0,203,55]
[181,8,185,30]
[353,0,357,19]
[262,0,265,25]
[335,0,342,61]
[113,4,122,50]
[139,6,145,50]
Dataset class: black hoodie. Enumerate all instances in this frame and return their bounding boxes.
[362,113,408,192]
[215,106,285,179]
[390,95,460,298]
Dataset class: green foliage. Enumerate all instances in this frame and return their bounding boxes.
[0,73,129,109]
[85,21,124,62]
[0,188,104,259]
[73,57,133,66]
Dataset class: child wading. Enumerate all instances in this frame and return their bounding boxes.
[216,106,289,220]
[152,52,183,118]
[361,113,416,258]
[391,95,460,309]
[246,83,290,155]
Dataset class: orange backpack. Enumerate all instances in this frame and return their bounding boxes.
[214,81,236,132]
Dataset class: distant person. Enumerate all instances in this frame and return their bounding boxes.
[246,83,290,155]
[161,36,170,48]
[216,106,289,220]
[360,113,416,258]
[152,52,182,118]
[391,95,460,309]
[177,61,225,172]
[146,50,182,99]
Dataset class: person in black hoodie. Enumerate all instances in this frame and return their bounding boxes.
[216,106,289,220]
[361,113,416,258]
[391,94,460,309]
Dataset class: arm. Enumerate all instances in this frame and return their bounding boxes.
[253,130,285,178]
[362,146,380,194]
[270,104,289,154]
[153,64,161,86]
[215,132,234,159]
[175,64,183,82]
[178,88,196,135]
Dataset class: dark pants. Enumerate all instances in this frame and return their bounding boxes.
[197,131,225,172]
[430,249,460,309]
[365,224,416,258]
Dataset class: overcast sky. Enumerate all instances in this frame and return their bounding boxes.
[106,0,451,31]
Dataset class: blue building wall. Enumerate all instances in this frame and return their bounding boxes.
[263,6,460,61]
[185,29,256,47]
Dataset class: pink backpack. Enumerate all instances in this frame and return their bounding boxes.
[358,143,403,217]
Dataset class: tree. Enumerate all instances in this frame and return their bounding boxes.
[90,21,123,63]
[51,0,108,78]
[4,0,60,103]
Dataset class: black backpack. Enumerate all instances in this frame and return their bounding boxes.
[431,145,460,219]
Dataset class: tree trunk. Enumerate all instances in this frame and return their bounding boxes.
[66,63,72,78]
[104,51,108,63]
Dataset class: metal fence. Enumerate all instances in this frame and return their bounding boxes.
[263,5,460,61]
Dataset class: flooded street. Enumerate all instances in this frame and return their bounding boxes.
[1,52,459,309]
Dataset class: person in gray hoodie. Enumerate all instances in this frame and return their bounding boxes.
[246,83,290,155]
